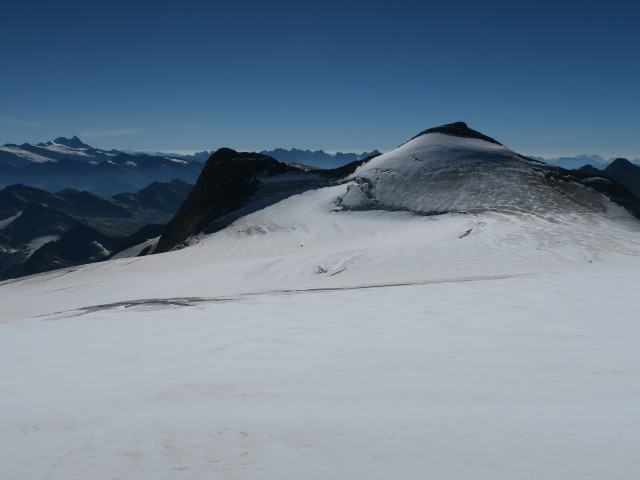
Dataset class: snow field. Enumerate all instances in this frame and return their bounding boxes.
[2,268,640,479]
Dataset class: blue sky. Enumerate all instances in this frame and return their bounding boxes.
[1,0,639,158]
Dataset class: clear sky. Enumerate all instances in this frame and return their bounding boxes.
[1,0,639,158]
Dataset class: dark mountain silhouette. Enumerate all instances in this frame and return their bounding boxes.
[155,149,300,253]
[4,223,122,279]
[50,136,93,149]
[56,190,133,218]
[578,164,602,175]
[0,179,193,280]
[0,153,201,195]
[113,179,193,214]
[0,184,73,217]
[0,203,77,247]
[259,148,380,169]
[579,158,640,199]
[601,158,640,199]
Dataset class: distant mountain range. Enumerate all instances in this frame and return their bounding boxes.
[121,149,212,162]
[2,136,639,198]
[529,154,640,170]
[0,135,120,166]
[0,137,202,195]
[259,148,381,169]
[0,179,192,280]
[0,137,382,195]
[0,153,201,196]
[125,147,381,169]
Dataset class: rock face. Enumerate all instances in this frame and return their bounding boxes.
[410,121,503,145]
[579,158,640,200]
[155,149,299,253]
[602,158,640,199]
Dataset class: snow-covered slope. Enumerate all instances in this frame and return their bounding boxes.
[4,124,639,316]
[2,123,640,479]
[342,131,623,217]
[3,174,640,320]
[3,268,640,480]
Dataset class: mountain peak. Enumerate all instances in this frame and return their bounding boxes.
[608,158,633,168]
[52,136,91,149]
[208,148,280,164]
[411,122,503,146]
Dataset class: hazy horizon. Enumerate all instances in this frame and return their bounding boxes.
[2,1,638,158]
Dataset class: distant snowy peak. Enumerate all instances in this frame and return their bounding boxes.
[0,136,118,166]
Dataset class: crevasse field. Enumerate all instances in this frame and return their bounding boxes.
[2,133,640,479]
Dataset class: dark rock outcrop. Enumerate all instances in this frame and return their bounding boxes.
[602,158,640,199]
[155,149,298,253]
[51,136,92,149]
[578,164,603,175]
[579,158,640,200]
[411,121,503,145]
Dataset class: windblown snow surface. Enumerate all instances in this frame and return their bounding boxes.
[2,133,640,479]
